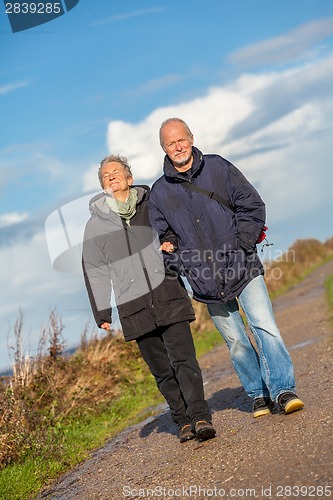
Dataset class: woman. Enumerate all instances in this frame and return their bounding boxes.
[82,154,216,443]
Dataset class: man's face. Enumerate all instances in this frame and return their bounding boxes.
[161,122,194,169]
[101,162,133,196]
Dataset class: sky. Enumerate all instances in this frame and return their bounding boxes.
[1,0,333,370]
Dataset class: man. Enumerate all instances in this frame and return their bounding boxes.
[82,154,216,442]
[149,118,304,417]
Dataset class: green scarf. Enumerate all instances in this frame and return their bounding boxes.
[106,188,138,224]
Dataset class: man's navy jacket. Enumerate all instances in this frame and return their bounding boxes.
[149,147,266,304]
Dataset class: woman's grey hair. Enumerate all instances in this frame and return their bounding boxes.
[159,118,193,147]
[98,154,133,187]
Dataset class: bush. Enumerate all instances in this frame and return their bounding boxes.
[265,237,333,295]
[0,309,147,469]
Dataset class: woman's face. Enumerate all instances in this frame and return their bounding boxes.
[101,161,133,199]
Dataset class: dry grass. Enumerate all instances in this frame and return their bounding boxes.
[265,237,333,295]
[0,309,146,469]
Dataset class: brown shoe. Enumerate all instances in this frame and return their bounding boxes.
[194,420,216,442]
[178,424,195,443]
[253,397,274,418]
[278,392,304,414]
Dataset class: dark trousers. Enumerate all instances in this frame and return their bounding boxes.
[136,321,211,429]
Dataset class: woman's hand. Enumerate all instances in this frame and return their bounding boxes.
[100,322,111,331]
[159,241,175,253]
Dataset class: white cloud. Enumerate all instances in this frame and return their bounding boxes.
[101,51,333,226]
[126,74,184,97]
[228,17,333,67]
[0,231,79,311]
[0,80,30,95]
[0,229,90,369]
[92,7,166,26]
[0,145,72,180]
[83,162,101,192]
[0,145,89,205]
[0,212,28,228]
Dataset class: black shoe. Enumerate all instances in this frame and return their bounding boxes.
[194,420,216,442]
[253,397,274,418]
[278,392,304,414]
[178,424,195,443]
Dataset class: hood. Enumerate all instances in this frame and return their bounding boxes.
[163,146,204,182]
[88,185,149,219]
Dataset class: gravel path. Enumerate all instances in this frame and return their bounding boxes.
[40,261,333,500]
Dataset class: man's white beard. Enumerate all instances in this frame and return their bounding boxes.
[173,153,193,167]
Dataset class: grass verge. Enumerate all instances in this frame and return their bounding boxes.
[325,273,333,325]
[269,254,333,300]
[0,329,221,500]
[0,376,162,500]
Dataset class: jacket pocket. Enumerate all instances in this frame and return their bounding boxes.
[153,274,189,303]
[223,249,247,293]
[180,255,220,300]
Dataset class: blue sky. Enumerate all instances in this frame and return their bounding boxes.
[1,0,333,370]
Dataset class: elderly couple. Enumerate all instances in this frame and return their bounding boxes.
[82,118,304,444]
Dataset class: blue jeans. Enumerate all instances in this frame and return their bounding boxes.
[207,275,296,402]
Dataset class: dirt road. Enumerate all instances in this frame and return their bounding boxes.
[40,261,333,500]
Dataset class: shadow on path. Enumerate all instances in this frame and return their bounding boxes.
[139,386,252,439]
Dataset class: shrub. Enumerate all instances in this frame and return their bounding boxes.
[0,310,147,469]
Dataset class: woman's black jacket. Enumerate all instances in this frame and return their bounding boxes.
[82,186,195,341]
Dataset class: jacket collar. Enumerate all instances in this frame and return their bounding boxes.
[88,185,149,220]
[163,146,204,182]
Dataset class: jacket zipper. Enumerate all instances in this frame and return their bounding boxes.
[182,180,225,298]
[123,221,156,315]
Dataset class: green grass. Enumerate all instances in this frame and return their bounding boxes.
[193,328,222,357]
[325,273,333,325]
[0,376,163,500]
[0,329,221,500]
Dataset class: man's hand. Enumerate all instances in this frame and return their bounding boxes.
[100,322,111,331]
[160,241,175,253]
